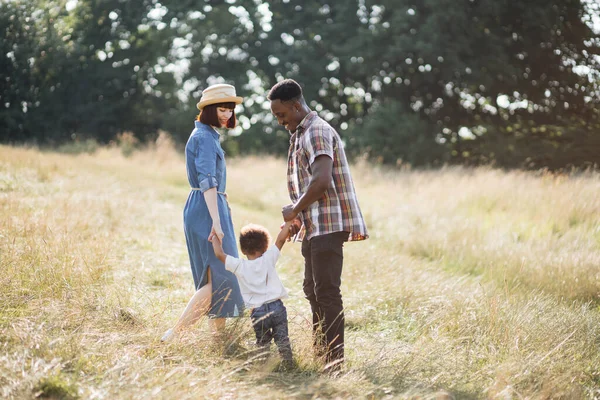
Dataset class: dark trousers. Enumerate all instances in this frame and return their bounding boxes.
[301,231,348,366]
[250,300,293,361]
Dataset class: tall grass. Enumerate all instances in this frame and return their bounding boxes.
[1,142,599,399]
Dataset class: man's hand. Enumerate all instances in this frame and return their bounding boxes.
[282,204,298,222]
[282,155,332,223]
[289,218,301,237]
[280,218,302,241]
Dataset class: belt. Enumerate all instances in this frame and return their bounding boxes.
[190,188,226,196]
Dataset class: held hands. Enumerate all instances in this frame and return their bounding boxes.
[280,220,293,232]
[276,219,300,248]
[208,228,227,263]
[209,223,224,242]
[281,203,301,239]
[208,233,221,250]
[280,218,302,241]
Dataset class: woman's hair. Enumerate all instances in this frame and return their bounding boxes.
[197,102,237,128]
[239,224,271,256]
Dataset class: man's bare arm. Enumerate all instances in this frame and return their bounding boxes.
[282,155,332,222]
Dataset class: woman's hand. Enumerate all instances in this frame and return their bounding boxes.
[209,223,224,242]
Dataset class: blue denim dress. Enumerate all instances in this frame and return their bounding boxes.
[183,121,244,318]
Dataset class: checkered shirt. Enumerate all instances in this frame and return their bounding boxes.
[287,111,368,242]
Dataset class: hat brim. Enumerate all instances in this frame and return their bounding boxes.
[196,96,244,110]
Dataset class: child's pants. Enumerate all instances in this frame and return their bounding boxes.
[250,299,293,361]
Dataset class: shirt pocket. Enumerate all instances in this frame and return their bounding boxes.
[294,148,310,173]
[215,148,225,171]
[215,148,226,185]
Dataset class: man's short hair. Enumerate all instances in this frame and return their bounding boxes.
[267,79,303,102]
[239,224,271,256]
[197,102,237,128]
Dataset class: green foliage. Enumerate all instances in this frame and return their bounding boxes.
[0,0,182,145]
[1,0,599,168]
[460,118,600,168]
[0,1,44,142]
[34,373,79,399]
[345,100,448,166]
[221,135,240,158]
[56,138,99,155]
[229,124,291,158]
[233,0,600,167]
[116,131,139,157]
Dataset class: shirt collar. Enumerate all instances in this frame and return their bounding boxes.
[289,110,317,143]
[296,111,317,134]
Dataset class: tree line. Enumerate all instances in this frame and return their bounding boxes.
[1,0,599,169]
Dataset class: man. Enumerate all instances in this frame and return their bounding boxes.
[268,79,368,371]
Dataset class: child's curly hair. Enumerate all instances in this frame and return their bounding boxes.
[239,224,271,256]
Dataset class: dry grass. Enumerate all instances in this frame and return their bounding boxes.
[1,142,600,399]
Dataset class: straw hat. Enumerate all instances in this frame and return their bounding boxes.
[196,84,243,110]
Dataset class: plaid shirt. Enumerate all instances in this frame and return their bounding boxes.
[287,111,368,242]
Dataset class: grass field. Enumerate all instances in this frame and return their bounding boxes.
[1,141,600,399]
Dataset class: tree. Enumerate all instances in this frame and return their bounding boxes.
[1,0,599,169]
[195,0,600,167]
[0,1,45,142]
[0,0,183,145]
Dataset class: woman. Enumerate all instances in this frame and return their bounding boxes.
[162,84,245,341]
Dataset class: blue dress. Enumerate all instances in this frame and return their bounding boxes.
[183,121,244,318]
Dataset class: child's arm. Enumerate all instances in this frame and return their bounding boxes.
[209,236,227,264]
[275,221,294,250]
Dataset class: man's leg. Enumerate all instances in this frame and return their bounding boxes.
[309,232,347,368]
[302,238,326,355]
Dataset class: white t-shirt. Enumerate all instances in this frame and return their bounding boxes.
[225,245,289,309]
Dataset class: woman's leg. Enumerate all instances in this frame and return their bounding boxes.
[172,268,213,332]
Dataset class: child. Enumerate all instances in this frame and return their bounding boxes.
[211,221,294,367]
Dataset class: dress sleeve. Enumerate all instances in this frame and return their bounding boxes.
[304,123,336,166]
[194,133,219,192]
